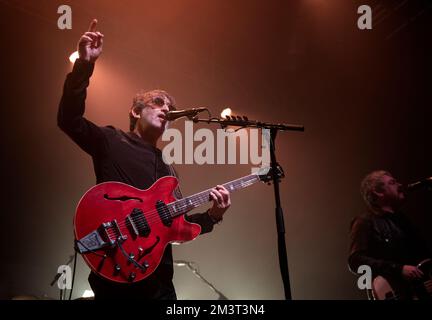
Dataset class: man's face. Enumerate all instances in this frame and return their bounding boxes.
[376,175,405,207]
[138,96,173,134]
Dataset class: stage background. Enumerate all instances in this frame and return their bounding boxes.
[0,0,431,300]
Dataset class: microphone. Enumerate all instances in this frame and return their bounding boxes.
[165,107,207,121]
[406,177,432,191]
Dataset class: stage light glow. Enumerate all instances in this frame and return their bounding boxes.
[69,51,79,63]
[82,290,94,298]
[221,108,232,118]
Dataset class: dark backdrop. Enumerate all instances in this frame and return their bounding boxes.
[0,0,431,299]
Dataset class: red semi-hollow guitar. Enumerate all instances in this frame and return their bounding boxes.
[74,166,281,283]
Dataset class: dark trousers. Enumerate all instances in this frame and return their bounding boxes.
[88,271,177,300]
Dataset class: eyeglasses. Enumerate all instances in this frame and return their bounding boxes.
[150,97,175,111]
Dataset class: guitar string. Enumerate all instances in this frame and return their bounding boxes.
[101,180,255,267]
[119,178,258,229]
[104,177,258,230]
[104,178,258,235]
[81,176,260,240]
[97,178,259,238]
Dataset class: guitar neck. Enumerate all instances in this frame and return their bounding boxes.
[167,173,261,217]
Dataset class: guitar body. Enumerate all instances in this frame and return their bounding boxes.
[372,259,432,300]
[73,166,280,284]
[74,176,201,284]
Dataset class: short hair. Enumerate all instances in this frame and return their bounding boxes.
[129,89,176,131]
[360,170,391,212]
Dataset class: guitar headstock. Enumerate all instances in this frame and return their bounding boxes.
[256,165,285,184]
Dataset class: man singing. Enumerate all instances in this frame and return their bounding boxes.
[58,19,231,299]
[348,170,431,299]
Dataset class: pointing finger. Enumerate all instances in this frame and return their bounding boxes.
[88,19,97,32]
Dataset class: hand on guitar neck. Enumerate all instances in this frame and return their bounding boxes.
[208,185,231,223]
[401,265,432,296]
[424,279,432,295]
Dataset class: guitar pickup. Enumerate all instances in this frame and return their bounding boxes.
[126,208,150,237]
[156,200,172,227]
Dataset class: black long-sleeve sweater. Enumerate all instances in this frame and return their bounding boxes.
[348,211,430,281]
[58,59,216,298]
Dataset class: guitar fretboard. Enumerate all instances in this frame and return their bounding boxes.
[167,173,261,217]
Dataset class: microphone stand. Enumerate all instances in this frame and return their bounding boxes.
[192,116,304,300]
[174,261,228,300]
[49,254,75,300]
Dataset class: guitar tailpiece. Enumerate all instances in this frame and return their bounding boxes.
[74,239,107,258]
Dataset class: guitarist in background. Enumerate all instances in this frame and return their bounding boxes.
[57,19,231,299]
[348,170,431,299]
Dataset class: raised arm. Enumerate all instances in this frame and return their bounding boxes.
[57,19,106,156]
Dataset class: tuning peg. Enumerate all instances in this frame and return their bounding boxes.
[243,116,248,121]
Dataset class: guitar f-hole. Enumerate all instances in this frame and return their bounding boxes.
[103,194,143,202]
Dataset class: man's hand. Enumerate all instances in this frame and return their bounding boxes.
[402,265,424,280]
[78,19,104,63]
[208,185,231,223]
[424,279,432,294]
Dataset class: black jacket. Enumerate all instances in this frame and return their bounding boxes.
[58,59,216,299]
[348,211,430,280]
